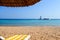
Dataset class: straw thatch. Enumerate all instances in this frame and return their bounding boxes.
[0,0,41,7]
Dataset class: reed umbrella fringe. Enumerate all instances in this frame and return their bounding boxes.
[0,0,41,7]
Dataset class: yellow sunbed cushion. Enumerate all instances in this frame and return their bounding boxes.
[5,35,30,40]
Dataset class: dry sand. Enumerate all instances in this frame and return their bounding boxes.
[0,26,60,40]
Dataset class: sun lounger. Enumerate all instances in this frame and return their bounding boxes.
[5,35,30,40]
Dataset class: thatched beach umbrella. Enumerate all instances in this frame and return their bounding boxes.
[0,0,41,7]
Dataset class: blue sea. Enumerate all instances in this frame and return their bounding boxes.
[0,19,60,26]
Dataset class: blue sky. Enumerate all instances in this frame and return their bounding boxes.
[0,0,60,19]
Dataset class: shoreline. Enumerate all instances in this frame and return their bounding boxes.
[0,26,60,40]
[0,25,60,27]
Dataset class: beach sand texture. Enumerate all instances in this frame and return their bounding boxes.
[0,26,60,40]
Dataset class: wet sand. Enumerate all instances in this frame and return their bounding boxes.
[0,26,60,40]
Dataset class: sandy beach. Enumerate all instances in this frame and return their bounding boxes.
[0,26,60,40]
